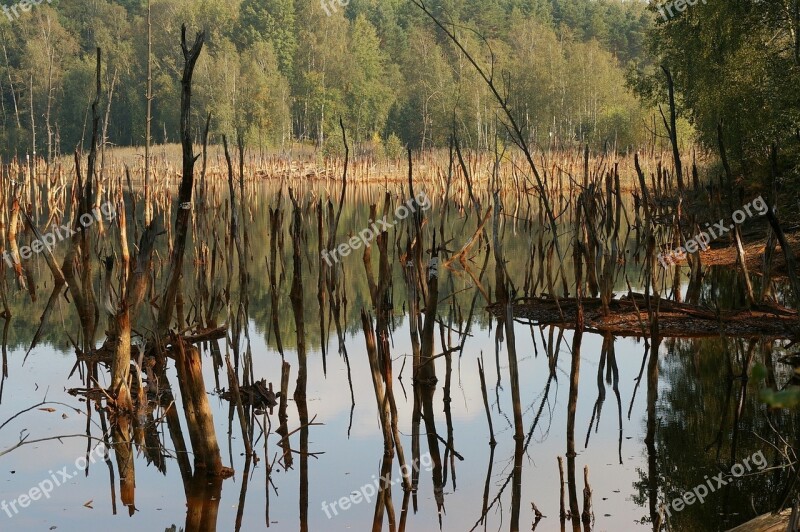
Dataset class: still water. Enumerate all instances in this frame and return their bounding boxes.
[0,185,793,531]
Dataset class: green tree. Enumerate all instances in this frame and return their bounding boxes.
[343,14,394,145]
[291,0,350,144]
[238,0,297,77]
[387,25,455,149]
[632,0,800,182]
[238,41,292,147]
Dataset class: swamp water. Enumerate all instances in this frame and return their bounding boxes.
[0,184,793,532]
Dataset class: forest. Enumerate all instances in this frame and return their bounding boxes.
[0,1,798,532]
[0,0,662,156]
[2,0,796,185]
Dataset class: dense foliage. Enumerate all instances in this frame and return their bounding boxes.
[0,0,654,157]
[632,0,800,184]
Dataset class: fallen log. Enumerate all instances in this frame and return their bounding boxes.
[726,508,792,532]
[488,294,799,340]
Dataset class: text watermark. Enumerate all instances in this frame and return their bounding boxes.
[651,0,707,22]
[3,201,117,268]
[3,0,52,22]
[321,191,431,266]
[321,0,349,17]
[657,195,768,268]
[321,452,433,519]
[2,442,108,518]
[663,450,767,518]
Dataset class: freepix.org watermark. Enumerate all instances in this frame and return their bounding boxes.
[663,450,767,518]
[657,195,768,269]
[321,452,434,519]
[321,191,431,266]
[2,0,52,21]
[2,201,116,268]
[651,0,707,22]
[321,0,348,17]
[2,442,107,518]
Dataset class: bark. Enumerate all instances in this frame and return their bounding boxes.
[661,66,684,193]
[157,26,205,334]
[173,335,226,476]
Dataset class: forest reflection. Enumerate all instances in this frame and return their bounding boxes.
[1,177,797,532]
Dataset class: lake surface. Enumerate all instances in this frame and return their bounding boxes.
[0,183,793,532]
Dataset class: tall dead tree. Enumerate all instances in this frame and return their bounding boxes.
[153,25,230,479]
[157,26,205,334]
[144,0,153,226]
[661,66,684,193]
[410,0,567,284]
[62,48,102,352]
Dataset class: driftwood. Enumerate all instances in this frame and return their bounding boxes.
[219,378,277,411]
[488,294,799,340]
[80,326,227,364]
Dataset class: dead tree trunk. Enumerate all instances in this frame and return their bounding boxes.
[173,334,228,477]
[61,49,102,352]
[718,124,756,305]
[157,26,205,334]
[144,0,153,226]
[661,66,684,193]
[109,223,158,411]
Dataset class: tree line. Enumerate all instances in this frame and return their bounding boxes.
[0,0,653,158]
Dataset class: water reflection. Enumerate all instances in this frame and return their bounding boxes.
[0,180,797,532]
